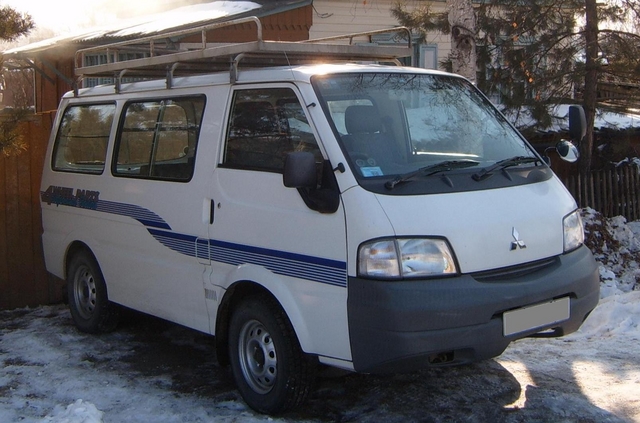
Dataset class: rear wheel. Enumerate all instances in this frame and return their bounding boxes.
[67,251,119,333]
[229,295,316,414]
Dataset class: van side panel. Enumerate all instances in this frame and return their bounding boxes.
[209,168,351,360]
[41,89,219,334]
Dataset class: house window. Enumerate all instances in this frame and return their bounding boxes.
[420,45,438,70]
[83,53,149,88]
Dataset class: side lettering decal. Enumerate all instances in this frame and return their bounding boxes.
[42,185,100,210]
[41,185,171,230]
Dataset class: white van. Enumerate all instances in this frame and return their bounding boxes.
[40,24,599,414]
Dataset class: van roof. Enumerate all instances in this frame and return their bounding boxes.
[63,63,458,99]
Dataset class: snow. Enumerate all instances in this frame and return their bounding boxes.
[506,103,640,132]
[1,210,639,422]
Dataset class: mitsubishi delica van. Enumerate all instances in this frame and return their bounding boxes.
[40,22,599,414]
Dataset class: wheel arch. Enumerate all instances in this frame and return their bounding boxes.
[64,241,97,279]
[215,280,312,367]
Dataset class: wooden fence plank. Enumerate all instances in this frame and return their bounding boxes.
[31,113,57,304]
[5,154,20,308]
[0,154,7,309]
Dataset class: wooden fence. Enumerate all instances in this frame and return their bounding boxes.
[0,111,62,310]
[562,166,640,221]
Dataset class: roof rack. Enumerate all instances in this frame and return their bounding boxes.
[73,16,413,93]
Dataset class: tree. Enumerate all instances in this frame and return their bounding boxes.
[392,0,640,173]
[0,5,34,156]
[0,6,34,42]
[447,0,476,82]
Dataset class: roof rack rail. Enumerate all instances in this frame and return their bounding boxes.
[74,16,413,90]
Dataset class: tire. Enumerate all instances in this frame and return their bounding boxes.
[67,250,119,333]
[228,295,316,414]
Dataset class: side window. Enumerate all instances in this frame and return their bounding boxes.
[224,88,321,173]
[52,103,115,174]
[113,96,205,181]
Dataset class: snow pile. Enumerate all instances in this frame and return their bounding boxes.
[40,399,103,423]
[578,208,640,340]
[582,207,640,296]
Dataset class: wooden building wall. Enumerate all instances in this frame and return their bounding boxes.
[211,6,312,42]
[34,56,74,113]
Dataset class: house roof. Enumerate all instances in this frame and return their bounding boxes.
[3,0,311,57]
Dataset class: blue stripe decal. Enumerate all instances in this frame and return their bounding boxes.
[96,200,171,230]
[41,189,171,230]
[148,229,347,287]
[41,186,346,287]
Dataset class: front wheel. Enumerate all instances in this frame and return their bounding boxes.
[229,295,316,414]
[67,250,119,333]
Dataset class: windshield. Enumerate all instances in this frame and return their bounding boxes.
[312,73,541,192]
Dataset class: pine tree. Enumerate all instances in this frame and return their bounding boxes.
[0,5,34,156]
[0,6,33,42]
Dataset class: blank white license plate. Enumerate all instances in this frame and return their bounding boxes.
[503,297,570,337]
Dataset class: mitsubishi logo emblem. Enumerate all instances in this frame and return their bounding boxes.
[511,227,526,250]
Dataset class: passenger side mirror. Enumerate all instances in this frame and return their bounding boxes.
[283,152,317,188]
[568,105,586,142]
[556,140,579,163]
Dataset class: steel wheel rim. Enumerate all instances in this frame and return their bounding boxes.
[73,264,97,320]
[238,319,277,394]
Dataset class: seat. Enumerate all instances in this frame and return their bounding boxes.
[341,105,396,168]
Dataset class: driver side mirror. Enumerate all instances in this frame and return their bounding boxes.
[283,152,340,214]
[283,152,317,188]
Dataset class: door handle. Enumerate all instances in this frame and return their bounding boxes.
[210,199,215,224]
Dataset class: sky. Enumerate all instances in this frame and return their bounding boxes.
[1,0,191,40]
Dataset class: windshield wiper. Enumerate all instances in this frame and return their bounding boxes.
[472,156,541,181]
[385,160,480,190]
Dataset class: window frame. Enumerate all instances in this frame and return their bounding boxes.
[111,94,206,183]
[51,101,117,175]
[221,86,322,174]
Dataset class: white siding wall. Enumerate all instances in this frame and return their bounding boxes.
[310,0,451,70]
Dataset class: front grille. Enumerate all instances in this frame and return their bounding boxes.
[471,257,558,282]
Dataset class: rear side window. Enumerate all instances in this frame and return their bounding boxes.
[52,103,115,174]
[113,96,205,181]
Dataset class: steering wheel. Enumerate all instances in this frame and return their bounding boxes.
[349,152,377,167]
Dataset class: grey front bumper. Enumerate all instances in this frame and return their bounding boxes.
[347,245,600,373]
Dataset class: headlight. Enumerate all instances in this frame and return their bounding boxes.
[358,238,458,279]
[563,210,584,253]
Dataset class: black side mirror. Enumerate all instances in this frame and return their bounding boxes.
[283,152,340,214]
[568,105,586,142]
[283,152,316,188]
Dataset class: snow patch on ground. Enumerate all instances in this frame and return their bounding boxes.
[40,399,103,423]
